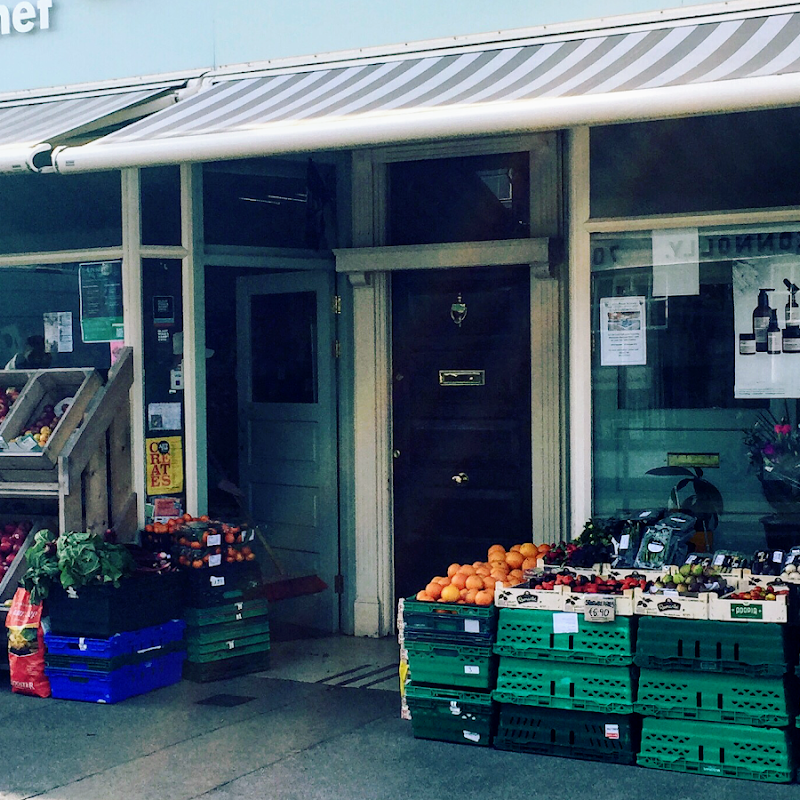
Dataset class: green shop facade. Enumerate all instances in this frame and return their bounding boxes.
[1,0,800,636]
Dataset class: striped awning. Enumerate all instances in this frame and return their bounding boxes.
[53,5,800,172]
[0,85,178,173]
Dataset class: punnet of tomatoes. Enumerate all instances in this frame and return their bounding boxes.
[144,515,257,569]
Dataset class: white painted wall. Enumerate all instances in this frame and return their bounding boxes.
[3,0,723,94]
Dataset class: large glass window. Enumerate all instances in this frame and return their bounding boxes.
[591,226,800,552]
[203,158,336,250]
[0,172,121,253]
[0,263,116,371]
[388,152,530,245]
[591,108,800,218]
[141,166,181,246]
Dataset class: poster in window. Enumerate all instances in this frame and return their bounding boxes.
[600,296,647,366]
[734,258,800,398]
[146,436,183,496]
[79,260,124,343]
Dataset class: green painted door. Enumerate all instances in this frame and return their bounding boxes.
[236,270,339,633]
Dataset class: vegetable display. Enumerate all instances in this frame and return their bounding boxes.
[22,529,136,605]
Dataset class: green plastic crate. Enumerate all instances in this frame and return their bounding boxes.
[494,704,639,765]
[638,717,794,783]
[184,598,269,628]
[405,640,496,690]
[185,618,270,646]
[636,669,793,727]
[403,597,497,642]
[186,632,270,662]
[492,657,635,714]
[493,608,635,666]
[635,616,792,677]
[183,649,270,682]
[405,683,495,746]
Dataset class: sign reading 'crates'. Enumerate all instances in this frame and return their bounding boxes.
[146,436,184,495]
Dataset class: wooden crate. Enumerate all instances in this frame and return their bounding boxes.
[0,368,102,476]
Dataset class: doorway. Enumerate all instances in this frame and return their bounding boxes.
[391,265,532,598]
[205,266,340,634]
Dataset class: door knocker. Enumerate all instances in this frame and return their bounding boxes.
[450,293,467,327]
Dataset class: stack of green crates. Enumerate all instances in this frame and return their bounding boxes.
[183,598,270,682]
[491,607,639,764]
[634,617,795,783]
[403,598,498,747]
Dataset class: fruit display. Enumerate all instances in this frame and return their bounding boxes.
[145,515,256,569]
[645,563,732,596]
[6,402,61,448]
[541,519,614,567]
[525,570,646,595]
[726,582,790,602]
[414,542,552,605]
[0,387,20,425]
[0,520,33,581]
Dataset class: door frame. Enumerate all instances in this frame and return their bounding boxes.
[335,237,562,637]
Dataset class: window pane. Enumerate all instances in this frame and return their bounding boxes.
[589,227,800,553]
[591,108,800,217]
[0,263,115,371]
[250,291,317,403]
[388,153,530,245]
[203,159,336,250]
[0,173,121,253]
[141,166,181,246]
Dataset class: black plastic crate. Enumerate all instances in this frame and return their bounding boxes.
[405,683,496,747]
[47,571,187,637]
[494,704,639,765]
[183,649,270,683]
[183,561,263,608]
[402,597,497,644]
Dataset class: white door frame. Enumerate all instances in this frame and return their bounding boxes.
[335,237,557,637]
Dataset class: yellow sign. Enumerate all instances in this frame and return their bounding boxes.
[146,436,184,495]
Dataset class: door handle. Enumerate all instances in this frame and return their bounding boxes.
[451,472,469,485]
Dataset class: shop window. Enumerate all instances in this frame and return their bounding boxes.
[590,108,800,218]
[0,263,117,372]
[0,172,121,254]
[590,226,800,552]
[203,158,336,250]
[387,152,530,245]
[141,166,181,246]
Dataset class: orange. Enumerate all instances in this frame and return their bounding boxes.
[482,576,497,590]
[425,582,443,600]
[457,564,477,576]
[522,556,539,571]
[440,584,460,603]
[475,590,493,607]
[510,544,522,553]
[519,542,538,558]
[464,588,479,605]
[465,574,484,591]
[537,543,551,554]
[505,551,524,569]
[447,563,461,578]
[450,572,468,590]
[416,591,434,601]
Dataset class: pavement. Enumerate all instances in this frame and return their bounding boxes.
[0,635,796,800]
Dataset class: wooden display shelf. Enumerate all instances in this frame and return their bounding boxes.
[0,348,136,541]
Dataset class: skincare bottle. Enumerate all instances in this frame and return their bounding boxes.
[785,279,800,327]
[767,309,782,354]
[753,288,774,352]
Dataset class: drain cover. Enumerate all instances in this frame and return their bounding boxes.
[196,694,256,707]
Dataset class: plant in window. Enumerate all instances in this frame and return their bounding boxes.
[744,404,800,514]
[645,466,724,533]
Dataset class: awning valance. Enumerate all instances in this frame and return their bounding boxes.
[49,6,800,172]
[0,85,180,173]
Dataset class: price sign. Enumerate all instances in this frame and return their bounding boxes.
[584,597,616,623]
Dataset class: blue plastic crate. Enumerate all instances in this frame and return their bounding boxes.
[44,619,185,670]
[46,650,185,704]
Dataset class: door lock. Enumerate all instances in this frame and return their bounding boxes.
[451,472,469,485]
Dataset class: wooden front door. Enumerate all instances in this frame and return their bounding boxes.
[392,265,532,598]
[236,270,339,633]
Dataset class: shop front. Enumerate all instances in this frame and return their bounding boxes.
[1,1,800,641]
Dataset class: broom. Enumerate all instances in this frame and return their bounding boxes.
[216,477,328,602]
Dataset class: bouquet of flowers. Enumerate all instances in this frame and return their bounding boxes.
[744,405,800,494]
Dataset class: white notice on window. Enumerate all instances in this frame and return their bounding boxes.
[600,297,647,366]
[43,312,73,353]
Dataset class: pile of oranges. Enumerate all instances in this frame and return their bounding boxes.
[415,542,552,605]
